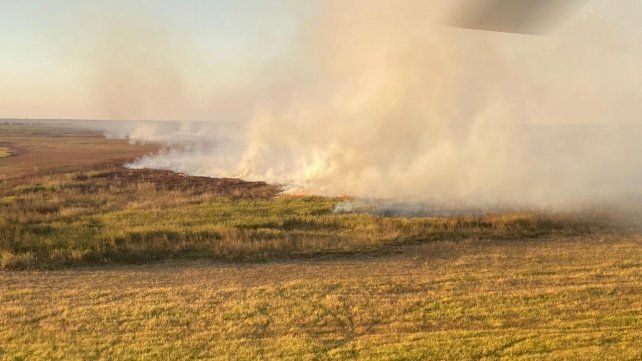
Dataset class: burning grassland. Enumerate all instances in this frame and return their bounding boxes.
[0,158,616,270]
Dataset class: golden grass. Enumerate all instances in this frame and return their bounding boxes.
[0,147,9,158]
[1,234,640,360]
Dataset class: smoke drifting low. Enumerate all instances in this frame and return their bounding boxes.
[108,0,642,212]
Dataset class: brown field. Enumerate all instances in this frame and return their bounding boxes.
[0,123,157,180]
[0,123,640,360]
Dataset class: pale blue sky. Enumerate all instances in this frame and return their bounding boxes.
[0,0,312,119]
[0,0,307,66]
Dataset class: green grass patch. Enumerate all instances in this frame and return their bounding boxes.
[0,164,609,269]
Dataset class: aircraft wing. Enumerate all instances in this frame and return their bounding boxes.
[450,0,587,34]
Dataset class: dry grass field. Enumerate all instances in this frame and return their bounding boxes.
[0,123,156,180]
[1,234,640,360]
[0,123,640,360]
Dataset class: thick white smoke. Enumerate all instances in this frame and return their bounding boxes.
[117,0,641,210]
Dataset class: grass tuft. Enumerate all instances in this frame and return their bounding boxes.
[0,147,10,158]
[0,250,35,270]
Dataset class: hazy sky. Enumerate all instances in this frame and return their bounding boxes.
[1,1,641,123]
[0,0,309,120]
[3,0,641,207]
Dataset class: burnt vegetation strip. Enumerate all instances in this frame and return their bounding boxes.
[3,160,279,197]
[75,164,278,196]
[1,161,614,270]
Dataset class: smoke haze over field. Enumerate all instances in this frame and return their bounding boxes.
[117,0,642,210]
[3,0,642,210]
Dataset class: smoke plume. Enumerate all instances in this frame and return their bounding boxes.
[113,0,641,211]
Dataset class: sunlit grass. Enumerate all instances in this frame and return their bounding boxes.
[0,147,10,158]
[1,234,640,360]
